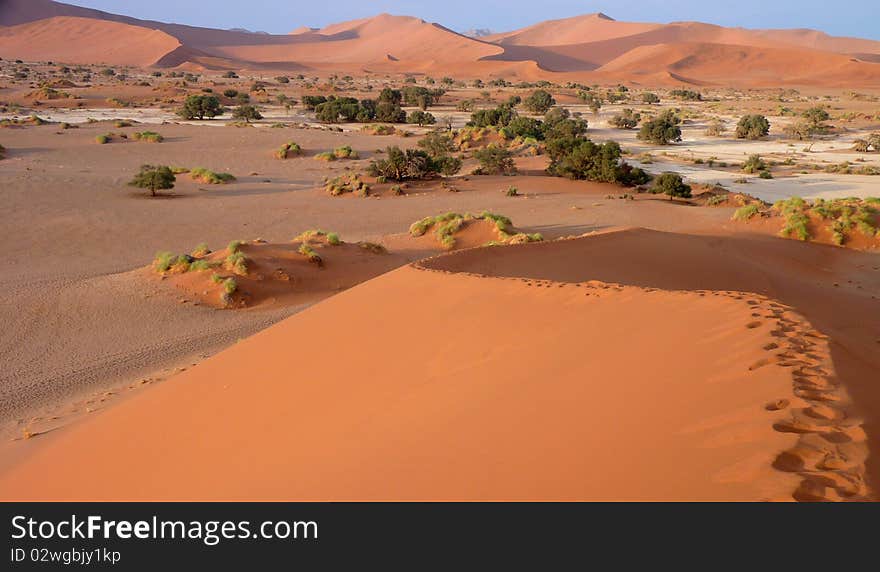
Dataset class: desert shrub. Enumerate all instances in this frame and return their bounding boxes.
[301,95,328,110]
[192,242,211,257]
[545,137,649,186]
[759,170,774,179]
[506,186,519,197]
[222,89,239,98]
[637,110,682,145]
[0,144,5,159]
[524,90,556,113]
[368,146,458,180]
[133,131,163,143]
[231,104,262,123]
[224,251,248,275]
[409,211,540,249]
[333,145,358,159]
[129,164,175,196]
[298,244,323,266]
[652,172,692,199]
[735,115,770,140]
[407,110,436,126]
[95,133,112,144]
[669,89,702,101]
[177,95,224,120]
[276,76,290,84]
[191,168,236,184]
[705,118,726,137]
[742,154,768,174]
[315,152,336,162]
[324,173,370,196]
[474,145,516,175]
[609,108,641,129]
[114,120,132,128]
[275,142,302,159]
[641,92,660,104]
[852,139,871,152]
[418,131,457,157]
[732,204,760,220]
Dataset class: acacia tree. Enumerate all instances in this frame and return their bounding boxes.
[637,110,682,145]
[232,104,263,123]
[177,95,224,120]
[129,165,175,197]
[653,172,691,200]
[524,90,556,114]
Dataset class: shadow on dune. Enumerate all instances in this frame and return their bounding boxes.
[422,227,880,493]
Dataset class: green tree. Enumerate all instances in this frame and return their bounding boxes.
[653,172,691,200]
[407,110,436,126]
[637,110,682,145]
[232,104,263,123]
[128,165,175,197]
[524,89,556,114]
[177,95,224,120]
[735,115,770,140]
[641,92,660,104]
[610,109,641,129]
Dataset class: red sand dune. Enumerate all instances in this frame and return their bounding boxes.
[0,17,182,67]
[2,1,880,86]
[0,229,872,501]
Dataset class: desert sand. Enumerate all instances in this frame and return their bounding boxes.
[1,2,879,502]
[0,229,872,501]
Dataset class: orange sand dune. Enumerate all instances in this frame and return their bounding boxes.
[484,13,661,46]
[0,229,872,501]
[597,41,880,87]
[4,2,880,86]
[0,16,181,67]
[210,14,502,66]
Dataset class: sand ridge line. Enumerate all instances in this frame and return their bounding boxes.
[411,245,871,501]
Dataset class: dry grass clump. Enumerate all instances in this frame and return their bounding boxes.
[362,124,399,136]
[275,141,302,159]
[294,230,342,245]
[409,211,542,250]
[732,204,761,220]
[191,167,236,184]
[315,145,359,162]
[152,243,221,274]
[133,131,164,143]
[810,197,880,245]
[297,243,323,266]
[324,173,370,197]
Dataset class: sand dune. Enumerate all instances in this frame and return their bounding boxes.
[596,41,880,86]
[0,229,872,501]
[0,17,182,67]
[3,2,880,86]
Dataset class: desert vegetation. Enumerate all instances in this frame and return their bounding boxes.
[409,211,543,249]
[128,165,175,197]
[191,168,236,184]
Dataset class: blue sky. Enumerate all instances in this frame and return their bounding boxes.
[63,1,880,40]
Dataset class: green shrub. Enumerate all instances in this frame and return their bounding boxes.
[732,205,760,220]
[652,172,692,199]
[275,141,302,159]
[742,155,768,174]
[298,244,323,266]
[191,167,236,184]
[177,95,224,120]
[474,145,516,175]
[133,131,163,143]
[735,115,770,140]
[95,134,112,144]
[637,110,681,145]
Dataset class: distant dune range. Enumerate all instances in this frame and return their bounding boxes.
[2,1,880,86]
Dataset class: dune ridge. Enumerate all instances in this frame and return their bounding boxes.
[0,229,870,501]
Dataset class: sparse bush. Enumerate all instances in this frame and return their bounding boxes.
[275,142,302,159]
[474,145,516,175]
[742,154,768,174]
[609,108,641,129]
[95,133,112,144]
[368,146,458,181]
[133,131,163,143]
[191,168,236,184]
[652,172,692,200]
[546,137,649,186]
[641,92,660,104]
[705,118,726,137]
[732,204,760,220]
[298,244,323,266]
